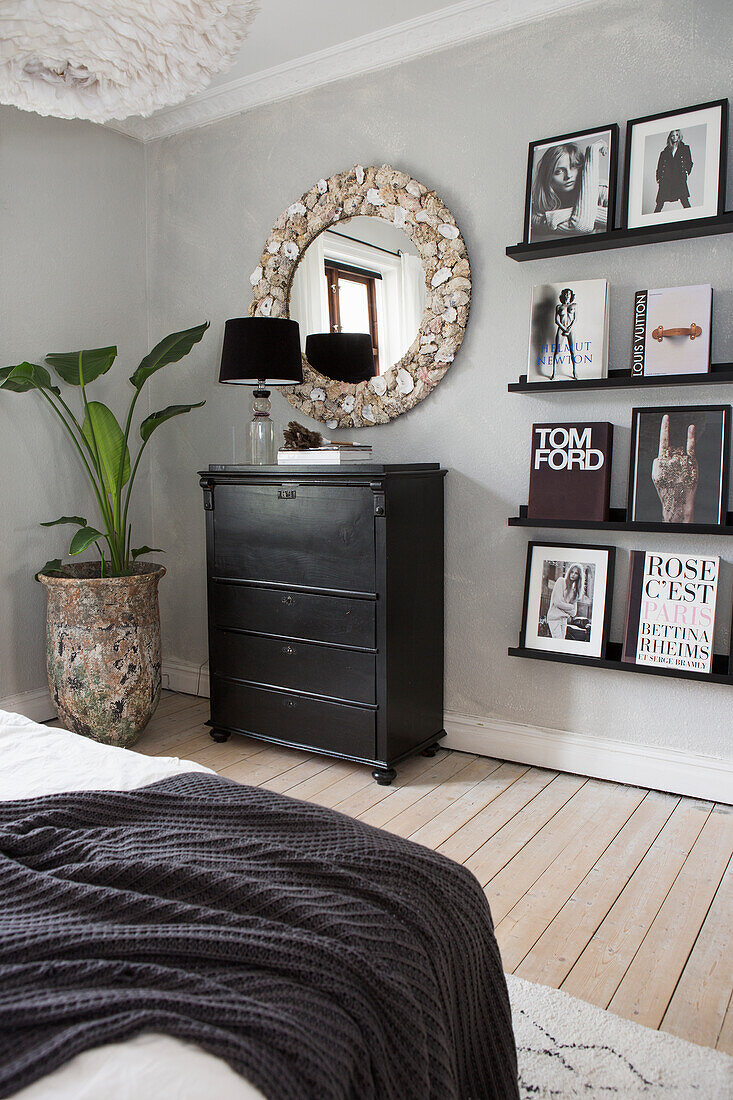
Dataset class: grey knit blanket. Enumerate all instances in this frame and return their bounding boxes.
[0,773,518,1100]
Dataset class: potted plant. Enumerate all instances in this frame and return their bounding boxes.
[0,323,208,746]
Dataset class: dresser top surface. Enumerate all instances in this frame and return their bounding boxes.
[201,463,446,478]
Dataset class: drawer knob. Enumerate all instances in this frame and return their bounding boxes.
[282,644,295,655]
[281,594,293,605]
[284,698,296,708]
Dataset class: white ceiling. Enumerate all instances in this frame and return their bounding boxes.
[111,0,599,141]
[206,0,453,91]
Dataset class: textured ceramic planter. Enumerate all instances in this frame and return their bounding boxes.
[38,562,165,747]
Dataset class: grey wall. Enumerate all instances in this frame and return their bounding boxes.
[0,108,149,699]
[144,0,732,760]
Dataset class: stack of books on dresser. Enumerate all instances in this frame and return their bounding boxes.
[277,444,373,465]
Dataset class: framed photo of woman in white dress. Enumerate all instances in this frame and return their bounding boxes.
[523,124,619,244]
[520,542,615,659]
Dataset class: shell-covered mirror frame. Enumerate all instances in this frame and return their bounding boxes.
[248,164,471,428]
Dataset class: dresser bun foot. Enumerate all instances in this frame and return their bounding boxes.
[422,742,441,757]
[372,766,397,786]
[209,728,231,743]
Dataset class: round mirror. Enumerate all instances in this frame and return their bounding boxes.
[249,164,471,428]
[289,216,426,384]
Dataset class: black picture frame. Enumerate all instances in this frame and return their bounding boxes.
[522,124,619,245]
[622,99,728,230]
[627,404,731,527]
[519,540,616,659]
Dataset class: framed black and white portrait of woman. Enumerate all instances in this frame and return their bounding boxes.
[520,542,615,659]
[523,125,619,244]
[623,100,728,229]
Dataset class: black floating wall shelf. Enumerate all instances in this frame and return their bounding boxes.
[508,363,733,393]
[506,211,733,261]
[509,642,732,686]
[508,505,733,536]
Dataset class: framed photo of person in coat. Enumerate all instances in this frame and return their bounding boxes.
[623,100,728,229]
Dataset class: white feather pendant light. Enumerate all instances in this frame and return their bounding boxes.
[0,1,259,122]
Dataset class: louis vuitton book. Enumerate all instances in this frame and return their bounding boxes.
[630,284,712,377]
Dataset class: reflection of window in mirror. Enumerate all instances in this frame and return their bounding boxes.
[289,216,425,382]
[325,262,380,373]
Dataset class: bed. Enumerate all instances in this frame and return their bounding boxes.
[0,709,518,1100]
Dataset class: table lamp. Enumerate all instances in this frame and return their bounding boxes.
[219,317,303,464]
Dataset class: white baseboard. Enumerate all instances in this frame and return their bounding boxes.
[162,658,210,698]
[0,664,209,722]
[0,687,55,723]
[162,658,730,802]
[13,659,725,803]
[443,711,732,804]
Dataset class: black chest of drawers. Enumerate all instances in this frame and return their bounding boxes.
[199,463,446,783]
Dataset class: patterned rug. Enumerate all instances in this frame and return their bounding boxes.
[507,975,732,1098]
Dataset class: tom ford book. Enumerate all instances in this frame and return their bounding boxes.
[527,422,613,521]
[630,285,712,377]
[621,551,719,673]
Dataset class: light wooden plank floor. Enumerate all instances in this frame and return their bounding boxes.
[129,691,732,1054]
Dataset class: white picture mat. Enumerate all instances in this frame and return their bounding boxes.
[643,284,712,375]
[626,104,723,228]
[524,545,610,658]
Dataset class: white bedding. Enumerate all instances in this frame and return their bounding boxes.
[1,709,264,1100]
[0,709,213,801]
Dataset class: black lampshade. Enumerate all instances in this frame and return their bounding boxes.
[305,332,375,384]
[219,317,304,386]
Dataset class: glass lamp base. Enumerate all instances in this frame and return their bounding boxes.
[249,387,275,464]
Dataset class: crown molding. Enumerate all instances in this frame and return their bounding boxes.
[108,0,601,143]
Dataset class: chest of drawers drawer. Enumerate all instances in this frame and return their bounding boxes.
[212,482,376,593]
[212,628,376,705]
[210,677,376,761]
[210,582,375,649]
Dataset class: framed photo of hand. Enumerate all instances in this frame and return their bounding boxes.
[628,405,730,526]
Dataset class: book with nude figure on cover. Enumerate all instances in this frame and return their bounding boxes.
[527,279,609,383]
